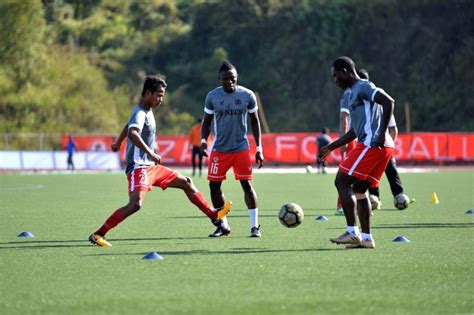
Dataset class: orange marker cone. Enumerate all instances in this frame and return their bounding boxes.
[431,192,439,204]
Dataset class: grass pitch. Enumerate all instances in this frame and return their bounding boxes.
[0,169,473,314]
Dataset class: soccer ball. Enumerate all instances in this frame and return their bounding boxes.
[394,193,410,210]
[369,194,382,210]
[278,203,304,228]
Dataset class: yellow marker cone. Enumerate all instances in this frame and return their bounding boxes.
[431,192,439,204]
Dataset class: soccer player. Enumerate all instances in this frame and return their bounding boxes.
[188,119,204,177]
[356,69,409,209]
[200,61,264,238]
[316,128,332,174]
[318,56,395,249]
[89,76,231,247]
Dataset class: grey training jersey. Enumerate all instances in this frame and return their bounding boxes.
[204,86,258,153]
[342,86,396,131]
[340,88,352,130]
[348,80,394,148]
[125,104,157,174]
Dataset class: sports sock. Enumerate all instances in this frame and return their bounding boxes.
[221,216,230,230]
[336,197,342,210]
[346,225,360,236]
[95,210,125,237]
[189,192,215,219]
[361,233,373,241]
[248,208,258,228]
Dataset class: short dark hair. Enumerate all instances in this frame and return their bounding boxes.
[357,68,369,80]
[332,56,356,72]
[321,127,329,134]
[219,61,236,73]
[141,75,167,96]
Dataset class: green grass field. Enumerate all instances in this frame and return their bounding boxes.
[1,169,473,314]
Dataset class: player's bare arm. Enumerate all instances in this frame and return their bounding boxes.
[339,111,350,152]
[200,113,213,157]
[249,111,264,169]
[111,124,128,152]
[127,127,161,164]
[373,90,394,147]
[318,129,356,161]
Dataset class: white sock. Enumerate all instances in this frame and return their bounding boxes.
[248,208,258,228]
[221,216,230,229]
[346,226,360,236]
[361,233,373,241]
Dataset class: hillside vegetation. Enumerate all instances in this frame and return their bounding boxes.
[1,0,472,138]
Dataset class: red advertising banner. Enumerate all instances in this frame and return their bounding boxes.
[62,132,474,165]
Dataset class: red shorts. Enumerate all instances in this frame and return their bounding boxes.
[207,150,252,181]
[339,141,356,161]
[127,165,178,193]
[339,142,394,188]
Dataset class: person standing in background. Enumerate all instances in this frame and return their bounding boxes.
[188,119,204,177]
[67,135,77,171]
[316,128,332,174]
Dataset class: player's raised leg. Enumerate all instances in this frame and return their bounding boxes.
[166,173,232,220]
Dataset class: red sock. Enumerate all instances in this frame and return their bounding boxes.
[189,192,216,220]
[95,210,125,237]
[337,197,342,210]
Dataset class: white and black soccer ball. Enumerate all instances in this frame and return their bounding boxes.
[278,203,304,228]
[369,194,382,210]
[394,193,410,210]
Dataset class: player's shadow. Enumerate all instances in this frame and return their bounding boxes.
[84,247,343,257]
[325,222,474,230]
[169,207,334,220]
[373,223,474,229]
[0,236,211,250]
[0,242,92,250]
[168,214,277,219]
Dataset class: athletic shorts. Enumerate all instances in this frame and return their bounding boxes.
[127,165,178,193]
[339,142,394,188]
[207,149,252,181]
[339,141,356,161]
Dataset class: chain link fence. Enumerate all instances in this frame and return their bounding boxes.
[0,133,62,150]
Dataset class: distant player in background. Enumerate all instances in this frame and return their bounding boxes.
[316,128,332,174]
[356,69,409,209]
[89,76,231,247]
[319,56,395,249]
[201,61,264,238]
[66,135,77,171]
[188,119,204,176]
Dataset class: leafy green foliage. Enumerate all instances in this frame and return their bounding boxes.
[0,0,472,141]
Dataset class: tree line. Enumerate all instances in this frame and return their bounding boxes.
[1,0,472,149]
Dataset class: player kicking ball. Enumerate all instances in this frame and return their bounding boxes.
[89,76,231,247]
[318,57,395,249]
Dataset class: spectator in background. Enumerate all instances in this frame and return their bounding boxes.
[316,128,332,174]
[67,135,77,171]
[188,119,204,176]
